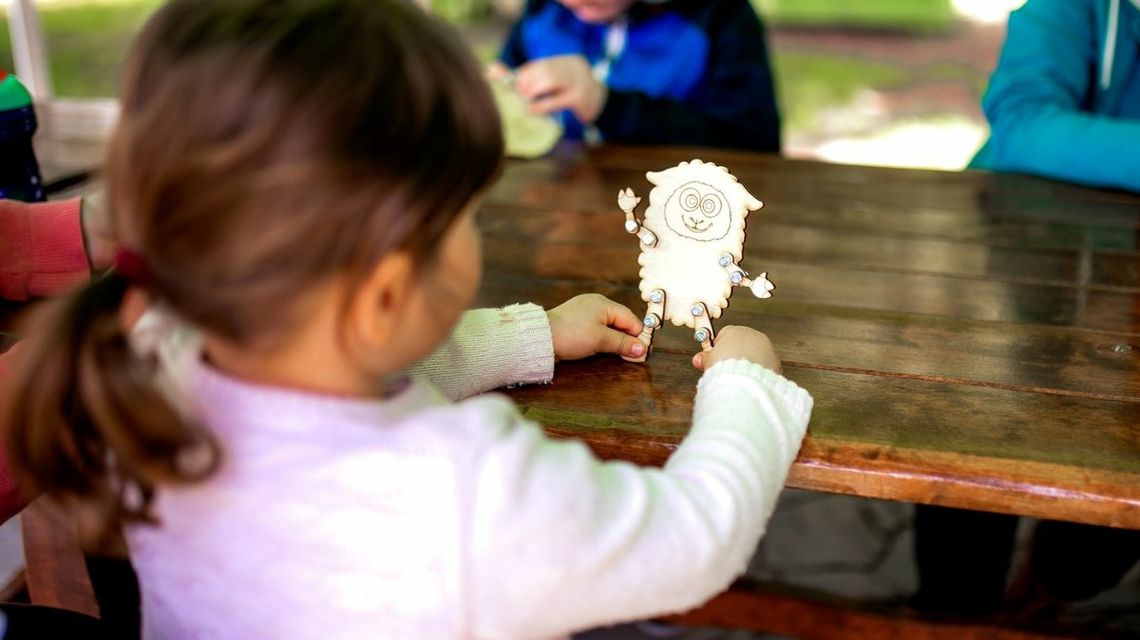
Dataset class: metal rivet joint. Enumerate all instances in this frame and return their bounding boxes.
[730,271,744,284]
[691,304,704,317]
[694,328,710,343]
[643,314,659,329]
[649,290,664,304]
[718,254,732,268]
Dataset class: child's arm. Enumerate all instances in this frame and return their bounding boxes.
[0,198,91,301]
[974,0,1140,191]
[408,304,554,401]
[593,0,780,152]
[462,356,811,638]
[408,295,643,401]
[0,195,113,520]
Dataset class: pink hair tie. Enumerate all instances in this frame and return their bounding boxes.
[112,248,151,285]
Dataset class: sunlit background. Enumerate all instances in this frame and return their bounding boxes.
[2,0,1028,170]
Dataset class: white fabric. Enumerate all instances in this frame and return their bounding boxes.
[125,303,813,639]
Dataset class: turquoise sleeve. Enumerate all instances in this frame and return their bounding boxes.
[974,0,1140,191]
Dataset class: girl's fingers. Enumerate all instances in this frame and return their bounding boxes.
[596,325,644,359]
[605,301,643,336]
[691,351,705,370]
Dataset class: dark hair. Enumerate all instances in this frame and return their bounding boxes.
[2,0,503,534]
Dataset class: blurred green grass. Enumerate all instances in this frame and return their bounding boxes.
[773,52,909,133]
[1,0,945,141]
[433,0,956,31]
[1,0,162,97]
[757,0,956,33]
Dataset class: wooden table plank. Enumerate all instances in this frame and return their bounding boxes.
[585,145,1140,209]
[480,204,1140,289]
[491,150,1140,220]
[482,240,1140,334]
[500,354,1140,529]
[481,146,1140,534]
[488,195,1139,253]
[668,579,1128,640]
[478,279,1140,402]
[21,500,100,618]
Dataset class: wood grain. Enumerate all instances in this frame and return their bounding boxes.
[497,353,1140,528]
[482,146,1140,530]
[482,240,1140,334]
[668,580,1127,640]
[478,278,1140,401]
[480,204,1140,289]
[20,500,100,618]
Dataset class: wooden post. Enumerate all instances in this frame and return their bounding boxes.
[7,0,54,101]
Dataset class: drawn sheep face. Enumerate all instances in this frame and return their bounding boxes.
[663,181,733,242]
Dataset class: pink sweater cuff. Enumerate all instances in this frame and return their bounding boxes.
[0,198,90,301]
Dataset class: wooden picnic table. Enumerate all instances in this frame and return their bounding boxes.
[476,143,1140,532]
[3,144,1138,638]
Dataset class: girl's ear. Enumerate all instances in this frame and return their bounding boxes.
[346,251,415,348]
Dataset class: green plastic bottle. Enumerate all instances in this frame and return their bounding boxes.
[0,70,45,202]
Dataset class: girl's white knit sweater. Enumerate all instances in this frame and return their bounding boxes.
[126,303,813,639]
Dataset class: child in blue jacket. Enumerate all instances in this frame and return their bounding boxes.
[917,0,1140,619]
[972,0,1140,191]
[493,0,781,152]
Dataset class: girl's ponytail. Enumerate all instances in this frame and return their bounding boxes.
[3,0,504,537]
[2,272,219,538]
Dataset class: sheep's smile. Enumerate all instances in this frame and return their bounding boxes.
[661,179,738,242]
[683,216,710,233]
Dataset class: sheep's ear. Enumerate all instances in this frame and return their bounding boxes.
[646,170,664,185]
[748,196,764,211]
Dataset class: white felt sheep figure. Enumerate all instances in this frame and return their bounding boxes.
[618,159,775,361]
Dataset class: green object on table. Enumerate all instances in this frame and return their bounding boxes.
[0,70,45,202]
[0,72,34,111]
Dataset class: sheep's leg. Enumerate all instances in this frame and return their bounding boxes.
[690,302,715,351]
[624,289,666,363]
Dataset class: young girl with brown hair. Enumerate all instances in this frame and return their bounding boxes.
[1,1,812,637]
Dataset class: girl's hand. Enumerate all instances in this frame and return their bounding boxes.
[691,325,782,375]
[515,55,607,124]
[81,191,115,270]
[547,294,645,361]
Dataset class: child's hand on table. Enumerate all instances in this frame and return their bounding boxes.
[547,294,644,361]
[692,326,782,375]
[515,55,607,124]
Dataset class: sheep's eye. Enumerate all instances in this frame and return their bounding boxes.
[701,195,721,217]
[680,187,701,212]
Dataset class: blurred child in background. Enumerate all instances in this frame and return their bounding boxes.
[972,0,1140,191]
[492,0,781,151]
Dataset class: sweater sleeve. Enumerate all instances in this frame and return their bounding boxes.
[974,0,1140,191]
[0,198,90,301]
[594,0,781,152]
[407,303,554,402]
[463,359,812,638]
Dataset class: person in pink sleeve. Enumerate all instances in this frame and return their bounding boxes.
[0,192,112,300]
[0,192,111,522]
